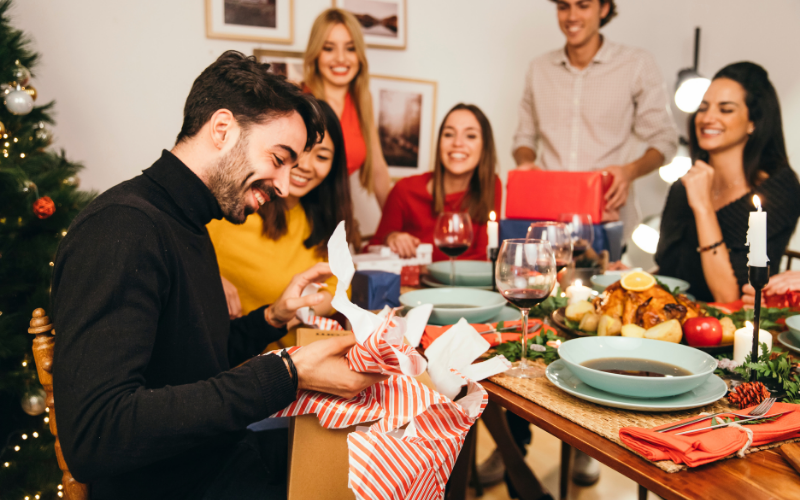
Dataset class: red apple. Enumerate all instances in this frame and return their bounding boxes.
[683,317,723,347]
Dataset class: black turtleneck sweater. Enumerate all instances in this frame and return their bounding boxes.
[656,167,800,303]
[51,151,295,499]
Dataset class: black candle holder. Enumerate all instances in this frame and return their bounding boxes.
[489,247,499,291]
[748,264,770,371]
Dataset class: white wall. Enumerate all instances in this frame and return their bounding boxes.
[10,0,800,264]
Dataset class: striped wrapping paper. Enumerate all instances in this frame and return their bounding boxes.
[272,361,487,500]
[269,313,486,500]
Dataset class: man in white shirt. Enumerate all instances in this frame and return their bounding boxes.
[480,1,678,494]
[512,0,678,237]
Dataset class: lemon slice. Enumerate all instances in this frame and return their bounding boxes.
[620,271,656,292]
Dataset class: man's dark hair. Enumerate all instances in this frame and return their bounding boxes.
[176,50,324,149]
[550,0,618,27]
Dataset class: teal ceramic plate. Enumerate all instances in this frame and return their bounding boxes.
[546,359,728,412]
[558,337,717,398]
[399,287,506,326]
[786,316,800,344]
[420,275,492,291]
[486,306,521,324]
[590,274,690,293]
[778,331,800,355]
[427,260,493,287]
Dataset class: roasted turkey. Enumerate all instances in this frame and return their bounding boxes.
[592,282,702,328]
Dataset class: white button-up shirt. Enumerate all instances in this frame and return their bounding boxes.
[513,39,678,172]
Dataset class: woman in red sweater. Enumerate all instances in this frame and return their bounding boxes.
[370,103,502,261]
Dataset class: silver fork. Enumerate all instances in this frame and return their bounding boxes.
[657,397,777,433]
[676,402,785,436]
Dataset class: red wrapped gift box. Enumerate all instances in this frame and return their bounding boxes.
[506,170,613,222]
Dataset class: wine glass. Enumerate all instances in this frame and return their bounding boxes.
[495,239,557,378]
[433,212,474,286]
[559,213,594,259]
[526,222,573,274]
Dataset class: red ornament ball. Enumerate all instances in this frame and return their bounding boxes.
[32,196,55,219]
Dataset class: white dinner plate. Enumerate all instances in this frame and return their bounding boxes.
[545,359,728,412]
[778,331,800,355]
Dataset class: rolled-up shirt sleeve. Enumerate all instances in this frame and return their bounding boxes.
[512,61,540,155]
[631,52,679,165]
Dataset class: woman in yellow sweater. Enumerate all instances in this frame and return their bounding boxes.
[208,100,354,347]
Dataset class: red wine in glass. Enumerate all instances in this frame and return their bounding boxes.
[433,212,474,285]
[501,288,551,309]
[439,243,470,258]
[572,244,588,258]
[555,259,570,273]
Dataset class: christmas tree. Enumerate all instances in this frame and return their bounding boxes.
[0,0,95,497]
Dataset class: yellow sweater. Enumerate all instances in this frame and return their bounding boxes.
[207,203,338,347]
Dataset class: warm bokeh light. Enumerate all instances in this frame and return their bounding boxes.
[675,76,711,113]
[632,224,660,254]
[659,155,692,183]
[489,211,496,222]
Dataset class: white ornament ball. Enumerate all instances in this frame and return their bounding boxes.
[21,387,47,416]
[5,88,34,115]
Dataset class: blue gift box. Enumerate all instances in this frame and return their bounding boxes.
[351,270,400,310]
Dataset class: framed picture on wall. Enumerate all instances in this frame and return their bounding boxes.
[370,75,437,177]
[206,0,294,44]
[332,0,407,50]
[253,49,304,86]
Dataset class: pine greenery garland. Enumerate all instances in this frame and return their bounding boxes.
[0,0,95,497]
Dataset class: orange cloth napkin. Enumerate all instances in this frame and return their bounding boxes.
[619,402,800,467]
[421,318,558,349]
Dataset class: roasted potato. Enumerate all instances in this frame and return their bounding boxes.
[644,319,682,343]
[565,301,594,322]
[598,314,622,336]
[578,312,599,332]
[621,324,646,338]
[719,317,736,344]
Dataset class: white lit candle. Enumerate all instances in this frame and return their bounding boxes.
[487,211,499,249]
[746,195,769,267]
[566,279,593,305]
[733,321,772,364]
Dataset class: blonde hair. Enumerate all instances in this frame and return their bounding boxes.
[304,8,375,192]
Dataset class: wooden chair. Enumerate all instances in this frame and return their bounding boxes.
[29,308,89,500]
[786,249,800,271]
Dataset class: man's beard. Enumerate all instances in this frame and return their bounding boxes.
[206,135,276,224]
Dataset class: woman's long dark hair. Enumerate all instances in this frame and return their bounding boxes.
[431,103,497,224]
[258,99,354,254]
[689,61,791,186]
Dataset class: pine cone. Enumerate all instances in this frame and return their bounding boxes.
[727,381,771,409]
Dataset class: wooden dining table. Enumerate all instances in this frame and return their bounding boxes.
[474,379,800,500]
[401,282,800,500]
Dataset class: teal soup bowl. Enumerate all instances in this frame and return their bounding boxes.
[399,288,506,325]
[558,337,717,399]
[787,315,800,344]
[427,260,493,287]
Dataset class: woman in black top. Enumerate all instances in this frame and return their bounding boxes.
[656,62,800,303]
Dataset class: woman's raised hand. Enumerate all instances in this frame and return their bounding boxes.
[681,160,715,214]
[386,231,420,258]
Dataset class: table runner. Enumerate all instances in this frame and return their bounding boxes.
[489,363,800,472]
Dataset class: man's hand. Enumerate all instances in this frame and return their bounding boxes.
[290,335,389,399]
[681,160,715,215]
[220,276,242,319]
[386,231,420,258]
[514,162,543,171]
[603,164,634,211]
[265,262,332,328]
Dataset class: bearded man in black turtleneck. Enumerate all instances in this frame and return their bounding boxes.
[50,50,386,500]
